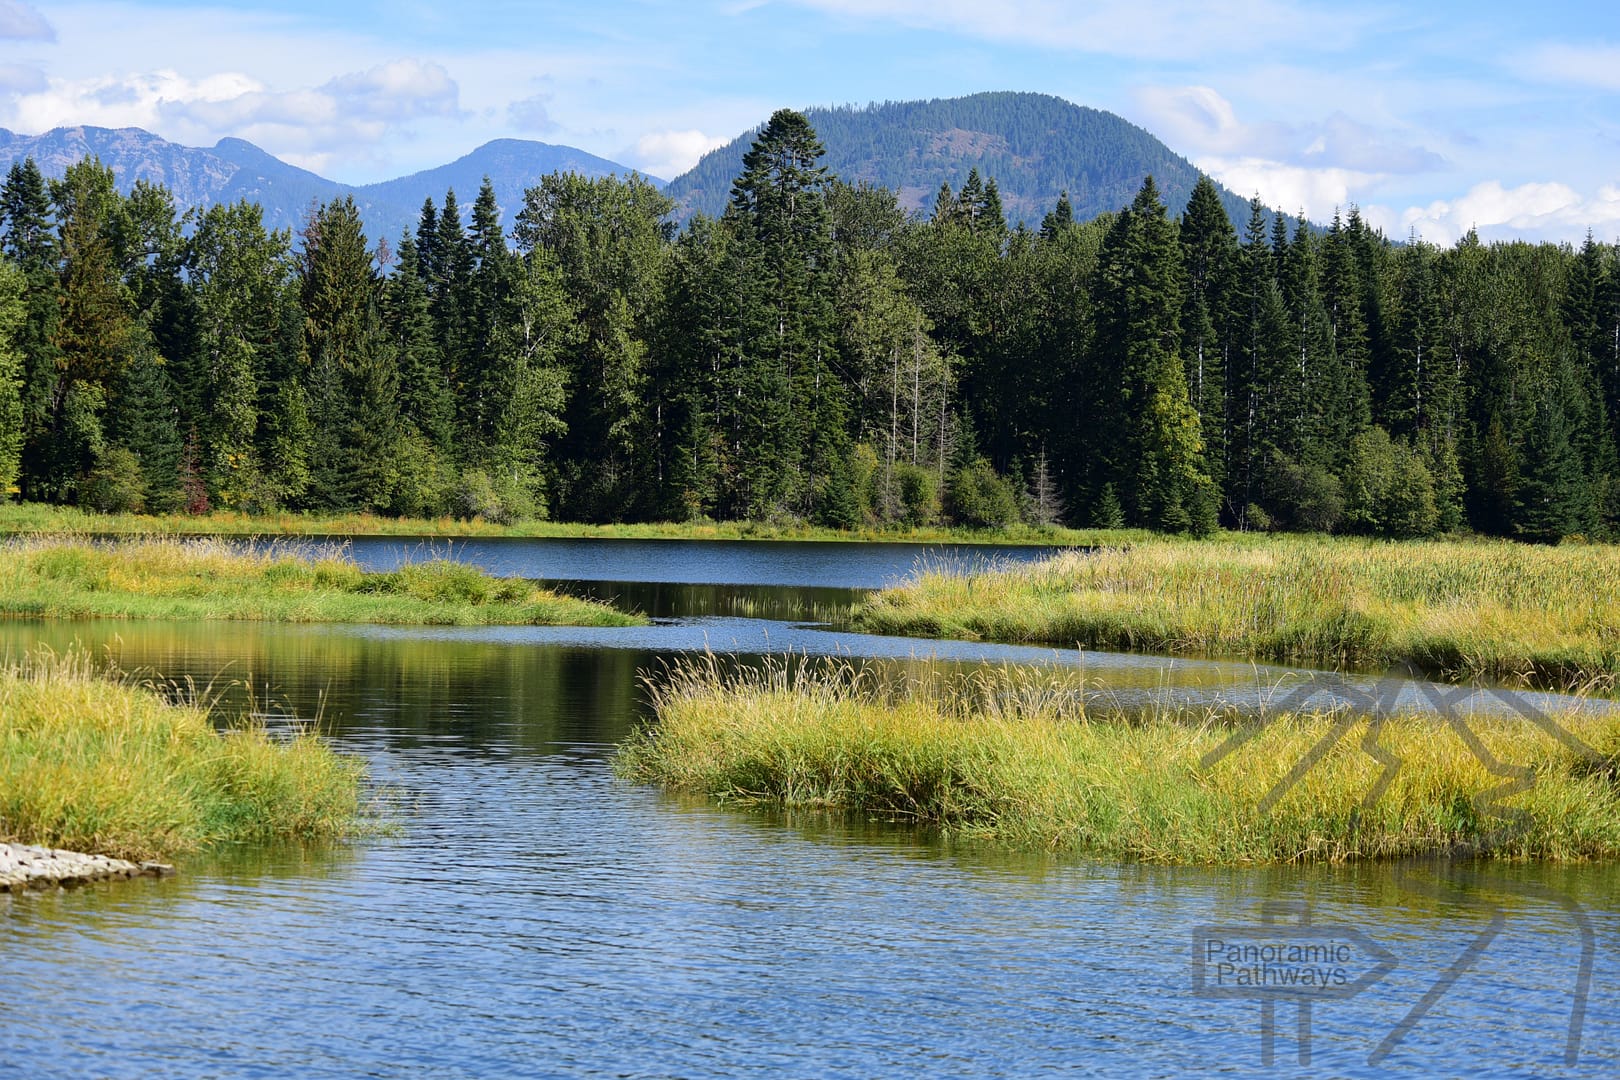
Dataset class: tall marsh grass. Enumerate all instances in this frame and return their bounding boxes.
[0,650,366,861]
[853,536,1620,689]
[0,536,641,627]
[617,657,1620,862]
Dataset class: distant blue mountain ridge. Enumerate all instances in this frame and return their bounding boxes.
[0,125,661,244]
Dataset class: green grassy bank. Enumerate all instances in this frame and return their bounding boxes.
[0,502,1133,547]
[0,652,365,861]
[853,536,1620,689]
[0,537,642,627]
[617,661,1620,863]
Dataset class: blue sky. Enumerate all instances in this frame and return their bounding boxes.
[2,0,1617,241]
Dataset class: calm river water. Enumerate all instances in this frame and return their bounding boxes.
[2,538,1616,1078]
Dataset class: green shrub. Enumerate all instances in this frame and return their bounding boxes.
[894,463,939,526]
[82,447,147,514]
[945,459,1020,528]
[1266,451,1345,533]
[454,467,543,525]
[1342,428,1440,539]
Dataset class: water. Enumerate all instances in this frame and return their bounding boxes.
[3,539,1616,1078]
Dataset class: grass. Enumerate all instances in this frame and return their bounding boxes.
[617,658,1620,863]
[852,535,1620,689]
[0,536,643,627]
[0,501,1136,547]
[0,650,366,862]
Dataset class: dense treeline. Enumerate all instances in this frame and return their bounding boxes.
[3,109,1618,541]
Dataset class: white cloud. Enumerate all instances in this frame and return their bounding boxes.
[4,60,460,165]
[788,0,1371,61]
[1366,180,1620,245]
[631,129,728,180]
[1516,42,1620,93]
[1196,155,1383,221]
[8,70,261,133]
[321,59,458,123]
[0,0,53,41]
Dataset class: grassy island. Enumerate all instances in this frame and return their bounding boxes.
[0,537,642,627]
[618,661,1620,863]
[853,537,1620,689]
[0,652,365,862]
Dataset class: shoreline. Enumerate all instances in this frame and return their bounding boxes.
[0,504,1130,547]
[1,843,174,892]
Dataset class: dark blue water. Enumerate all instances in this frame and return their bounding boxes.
[336,534,1056,589]
[2,539,1616,1078]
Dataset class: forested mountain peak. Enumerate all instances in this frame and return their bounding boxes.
[663,91,1266,227]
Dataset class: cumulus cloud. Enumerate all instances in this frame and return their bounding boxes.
[321,59,458,122]
[1365,181,1620,246]
[507,92,557,134]
[787,0,1368,61]
[1516,43,1620,93]
[0,0,53,41]
[8,70,260,133]
[1196,156,1382,221]
[632,129,728,180]
[3,60,460,167]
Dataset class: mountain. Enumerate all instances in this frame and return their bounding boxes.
[663,91,1264,228]
[351,139,660,245]
[2,95,1279,243]
[0,126,243,210]
[0,127,660,242]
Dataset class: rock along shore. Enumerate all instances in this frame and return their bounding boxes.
[1,843,174,892]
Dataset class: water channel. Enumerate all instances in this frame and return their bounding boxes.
[2,538,1615,1077]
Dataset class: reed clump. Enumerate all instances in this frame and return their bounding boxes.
[617,658,1620,862]
[0,650,366,862]
[853,536,1620,688]
[0,537,642,627]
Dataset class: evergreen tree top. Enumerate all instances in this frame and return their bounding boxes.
[731,109,829,214]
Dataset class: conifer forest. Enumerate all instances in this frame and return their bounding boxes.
[3,109,1618,542]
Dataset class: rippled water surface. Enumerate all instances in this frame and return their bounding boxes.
[3,539,1617,1078]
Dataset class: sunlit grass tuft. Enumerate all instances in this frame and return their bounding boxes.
[617,657,1620,862]
[852,536,1620,689]
[0,649,367,862]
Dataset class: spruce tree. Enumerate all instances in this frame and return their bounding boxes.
[1513,360,1589,542]
[724,109,844,520]
[1091,176,1212,530]
[299,196,394,510]
[1040,191,1074,240]
[1178,177,1237,510]
[0,258,23,497]
[386,233,454,453]
[46,159,136,501]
